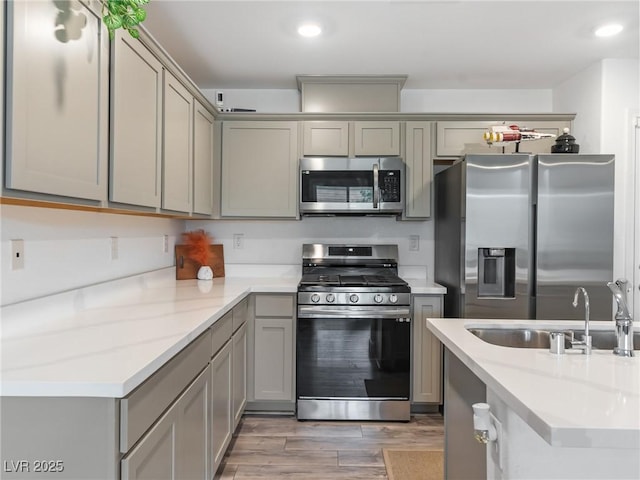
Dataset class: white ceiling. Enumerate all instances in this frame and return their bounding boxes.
[142,0,639,90]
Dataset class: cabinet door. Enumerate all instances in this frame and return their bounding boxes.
[303,121,349,156]
[253,317,294,401]
[436,120,572,157]
[110,31,163,208]
[210,341,232,475]
[162,70,192,213]
[192,101,215,215]
[5,0,108,201]
[404,122,433,218]
[232,322,247,430]
[354,121,400,156]
[121,403,177,480]
[175,366,210,480]
[435,121,506,157]
[412,295,443,404]
[221,121,299,217]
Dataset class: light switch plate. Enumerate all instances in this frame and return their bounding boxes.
[409,235,420,252]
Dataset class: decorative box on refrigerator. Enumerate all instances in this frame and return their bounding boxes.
[434,153,615,320]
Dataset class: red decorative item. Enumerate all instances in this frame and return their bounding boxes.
[182,230,212,267]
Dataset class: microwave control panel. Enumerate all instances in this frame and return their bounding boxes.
[380,171,401,202]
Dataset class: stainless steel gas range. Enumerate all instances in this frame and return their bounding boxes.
[296,244,411,421]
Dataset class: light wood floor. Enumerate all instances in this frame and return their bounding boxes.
[216,413,444,480]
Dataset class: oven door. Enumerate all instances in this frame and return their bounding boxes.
[296,305,411,420]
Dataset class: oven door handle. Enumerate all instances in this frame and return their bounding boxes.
[297,306,411,319]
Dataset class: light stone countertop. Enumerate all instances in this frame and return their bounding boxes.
[427,317,640,450]
[0,267,444,398]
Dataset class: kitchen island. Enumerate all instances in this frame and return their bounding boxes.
[427,317,640,479]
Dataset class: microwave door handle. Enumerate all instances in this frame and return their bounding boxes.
[373,163,379,208]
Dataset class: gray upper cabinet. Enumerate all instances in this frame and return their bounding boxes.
[110,31,163,208]
[354,121,400,156]
[302,121,349,156]
[4,0,109,201]
[436,120,572,157]
[404,121,433,219]
[302,120,400,157]
[162,70,193,213]
[192,101,215,215]
[221,121,298,218]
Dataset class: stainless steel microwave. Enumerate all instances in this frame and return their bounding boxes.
[300,157,405,215]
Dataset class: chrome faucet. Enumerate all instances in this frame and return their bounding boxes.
[571,287,592,355]
[607,279,634,357]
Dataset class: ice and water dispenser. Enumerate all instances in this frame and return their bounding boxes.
[477,248,515,298]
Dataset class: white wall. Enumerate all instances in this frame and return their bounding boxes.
[552,62,603,153]
[202,89,300,113]
[401,89,552,113]
[203,88,553,114]
[186,217,433,278]
[0,205,184,305]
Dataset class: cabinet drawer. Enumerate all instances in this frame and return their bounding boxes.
[212,311,233,356]
[254,294,294,317]
[120,330,211,453]
[233,297,249,332]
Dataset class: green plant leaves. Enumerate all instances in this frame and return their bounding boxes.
[101,0,149,40]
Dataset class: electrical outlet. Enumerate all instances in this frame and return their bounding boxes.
[409,235,420,252]
[163,235,169,253]
[233,233,244,250]
[11,239,25,270]
[110,236,119,260]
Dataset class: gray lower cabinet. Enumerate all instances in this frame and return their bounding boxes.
[232,321,248,429]
[210,301,248,476]
[210,339,232,475]
[0,298,250,480]
[248,294,296,409]
[121,365,210,480]
[4,0,109,201]
[221,121,299,218]
[412,295,443,404]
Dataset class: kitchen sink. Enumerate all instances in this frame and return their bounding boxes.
[467,327,640,350]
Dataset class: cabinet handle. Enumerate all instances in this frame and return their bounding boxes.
[373,163,379,208]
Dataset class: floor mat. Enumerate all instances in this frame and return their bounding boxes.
[382,449,444,480]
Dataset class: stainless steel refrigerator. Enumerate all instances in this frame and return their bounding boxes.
[434,153,615,320]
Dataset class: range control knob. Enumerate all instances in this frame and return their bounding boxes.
[374,294,384,304]
[311,293,321,303]
[389,294,398,304]
[326,293,336,303]
[349,294,360,303]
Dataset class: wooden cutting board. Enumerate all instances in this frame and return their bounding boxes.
[175,244,225,279]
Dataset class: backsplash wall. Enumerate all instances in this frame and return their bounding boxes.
[187,216,434,278]
[0,205,183,306]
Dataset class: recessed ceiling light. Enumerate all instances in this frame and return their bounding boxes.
[297,23,322,38]
[595,24,623,37]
